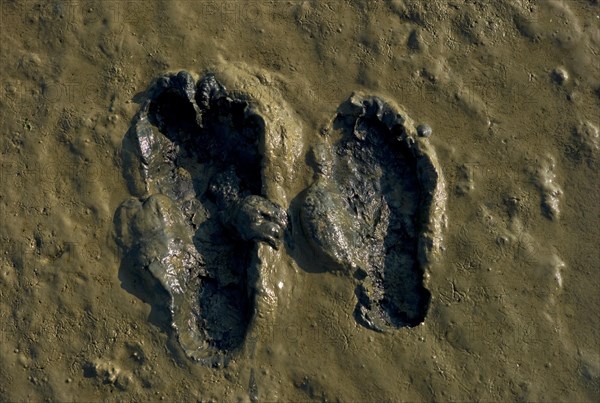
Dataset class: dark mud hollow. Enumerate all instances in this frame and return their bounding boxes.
[338,112,431,329]
[298,95,444,331]
[116,72,287,363]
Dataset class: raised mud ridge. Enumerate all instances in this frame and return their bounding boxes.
[299,94,447,331]
[114,67,301,365]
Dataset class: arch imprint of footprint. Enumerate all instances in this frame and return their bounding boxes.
[114,64,447,364]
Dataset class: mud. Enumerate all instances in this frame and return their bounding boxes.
[116,69,296,364]
[296,93,446,330]
[1,1,599,401]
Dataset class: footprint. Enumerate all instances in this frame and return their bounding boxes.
[115,69,297,364]
[299,93,447,331]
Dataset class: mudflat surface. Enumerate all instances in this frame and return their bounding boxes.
[1,1,599,401]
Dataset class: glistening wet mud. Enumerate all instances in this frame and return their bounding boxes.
[296,94,446,331]
[117,73,447,363]
[116,71,287,364]
[2,1,599,401]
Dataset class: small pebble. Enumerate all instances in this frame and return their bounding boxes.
[417,124,432,137]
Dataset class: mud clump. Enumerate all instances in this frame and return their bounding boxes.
[84,360,133,391]
[570,120,600,168]
[531,155,563,221]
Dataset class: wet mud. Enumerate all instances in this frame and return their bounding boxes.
[296,94,446,330]
[116,73,446,359]
[116,71,288,364]
[1,1,599,401]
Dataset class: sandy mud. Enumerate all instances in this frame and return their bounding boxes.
[0,1,599,401]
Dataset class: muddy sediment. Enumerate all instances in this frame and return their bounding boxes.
[0,1,599,401]
[296,93,446,330]
[116,69,297,364]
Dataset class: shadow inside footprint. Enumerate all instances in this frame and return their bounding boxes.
[297,94,445,331]
[148,76,257,355]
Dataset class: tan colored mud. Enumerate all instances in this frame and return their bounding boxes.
[0,1,599,401]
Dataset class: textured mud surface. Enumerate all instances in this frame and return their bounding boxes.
[116,70,290,363]
[117,75,446,359]
[1,1,599,401]
[299,94,446,330]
